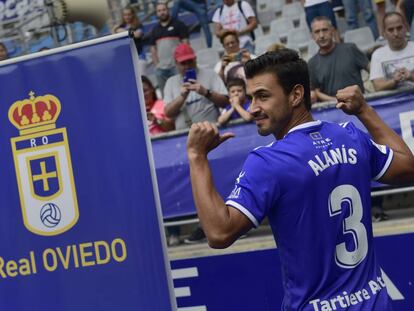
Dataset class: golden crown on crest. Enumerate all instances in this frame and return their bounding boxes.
[8,91,62,136]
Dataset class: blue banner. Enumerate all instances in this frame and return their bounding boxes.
[0,35,175,310]
[154,92,414,219]
[172,232,414,310]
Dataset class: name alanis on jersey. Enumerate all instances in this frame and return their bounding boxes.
[308,146,357,176]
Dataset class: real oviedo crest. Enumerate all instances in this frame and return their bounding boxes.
[8,92,79,236]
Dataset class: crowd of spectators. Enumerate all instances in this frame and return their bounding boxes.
[132,1,414,140]
[116,1,413,246]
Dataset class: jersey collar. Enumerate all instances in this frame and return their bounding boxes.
[287,120,322,135]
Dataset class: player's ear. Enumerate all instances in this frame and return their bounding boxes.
[289,84,304,108]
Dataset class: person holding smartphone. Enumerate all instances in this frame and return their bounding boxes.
[164,43,229,130]
[214,30,255,83]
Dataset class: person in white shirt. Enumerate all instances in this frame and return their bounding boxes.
[370,12,414,91]
[212,0,257,53]
[214,30,255,82]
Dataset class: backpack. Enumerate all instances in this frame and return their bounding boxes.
[219,1,255,41]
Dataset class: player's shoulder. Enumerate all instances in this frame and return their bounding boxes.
[250,141,276,158]
[337,121,361,135]
[245,141,278,171]
[320,120,366,140]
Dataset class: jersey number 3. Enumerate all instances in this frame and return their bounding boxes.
[329,184,368,269]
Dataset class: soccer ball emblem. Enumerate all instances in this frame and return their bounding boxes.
[40,203,62,228]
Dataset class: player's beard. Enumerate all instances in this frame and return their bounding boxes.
[254,101,292,138]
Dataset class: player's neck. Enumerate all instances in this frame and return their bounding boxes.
[277,110,314,140]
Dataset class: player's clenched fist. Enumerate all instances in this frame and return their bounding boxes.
[335,85,368,116]
[187,122,234,159]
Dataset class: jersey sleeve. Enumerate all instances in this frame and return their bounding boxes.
[369,139,394,181]
[344,122,394,181]
[225,151,280,227]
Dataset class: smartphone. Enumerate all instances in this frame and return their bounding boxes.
[183,69,197,83]
[229,52,242,62]
[234,52,242,62]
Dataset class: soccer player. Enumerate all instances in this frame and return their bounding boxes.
[186,49,414,310]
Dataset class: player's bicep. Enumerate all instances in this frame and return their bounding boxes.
[228,205,255,237]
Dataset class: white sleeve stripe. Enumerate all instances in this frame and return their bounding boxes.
[373,148,394,181]
[226,200,259,228]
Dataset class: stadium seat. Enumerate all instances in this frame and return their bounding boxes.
[336,17,348,37]
[343,26,377,53]
[254,24,264,39]
[147,74,158,88]
[307,40,319,59]
[212,36,225,54]
[209,23,215,36]
[256,0,278,28]
[254,34,280,55]
[287,27,311,51]
[270,18,294,43]
[190,36,207,51]
[282,2,304,24]
[299,13,308,30]
[196,48,220,69]
[274,0,284,16]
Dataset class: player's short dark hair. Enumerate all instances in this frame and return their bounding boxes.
[226,77,246,91]
[244,49,311,110]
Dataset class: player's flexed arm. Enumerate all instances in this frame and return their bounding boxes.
[187,122,254,248]
[336,85,414,184]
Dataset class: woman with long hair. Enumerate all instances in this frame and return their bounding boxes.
[113,6,145,57]
[141,76,174,135]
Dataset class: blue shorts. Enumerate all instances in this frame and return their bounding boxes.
[305,1,338,29]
